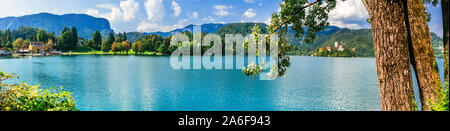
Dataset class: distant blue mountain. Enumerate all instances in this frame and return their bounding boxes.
[0,12,113,38]
[128,23,340,43]
[142,23,226,37]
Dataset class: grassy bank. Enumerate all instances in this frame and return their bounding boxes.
[62,47,164,56]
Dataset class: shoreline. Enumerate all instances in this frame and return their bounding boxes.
[1,52,444,59]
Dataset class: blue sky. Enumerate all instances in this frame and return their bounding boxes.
[0,0,444,36]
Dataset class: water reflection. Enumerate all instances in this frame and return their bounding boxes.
[0,56,443,111]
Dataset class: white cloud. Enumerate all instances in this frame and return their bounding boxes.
[331,21,362,29]
[328,0,369,29]
[244,0,255,3]
[137,19,188,32]
[264,17,271,25]
[202,16,215,22]
[137,22,162,32]
[86,9,100,17]
[86,4,121,23]
[96,3,117,9]
[145,0,165,21]
[138,0,189,32]
[215,10,229,16]
[85,0,139,23]
[171,1,181,17]
[189,12,199,19]
[214,5,232,16]
[120,0,139,21]
[240,19,257,23]
[214,5,231,10]
[174,19,188,28]
[243,8,256,18]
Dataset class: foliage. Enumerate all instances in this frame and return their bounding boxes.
[122,40,130,54]
[111,42,121,54]
[0,71,77,111]
[13,38,28,51]
[242,25,264,78]
[101,32,114,52]
[92,30,102,50]
[132,40,145,55]
[215,22,268,37]
[36,29,48,42]
[287,28,444,58]
[242,62,263,78]
[71,27,79,47]
[430,82,449,111]
[157,42,167,54]
[45,39,54,51]
[59,30,72,51]
[115,32,127,42]
[122,32,127,42]
[11,27,39,41]
[267,0,337,78]
[430,50,449,111]
[109,40,131,55]
[423,0,439,22]
[56,26,78,51]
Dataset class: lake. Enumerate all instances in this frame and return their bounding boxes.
[0,55,445,111]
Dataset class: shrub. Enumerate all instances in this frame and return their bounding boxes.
[0,71,77,111]
[430,81,449,111]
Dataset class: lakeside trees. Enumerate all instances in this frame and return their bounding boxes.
[1,27,54,52]
[0,26,88,53]
[0,26,174,55]
[132,40,145,55]
[110,41,130,55]
[46,39,54,51]
[122,40,130,55]
[101,32,114,52]
[13,38,28,52]
[91,31,102,50]
[56,26,79,51]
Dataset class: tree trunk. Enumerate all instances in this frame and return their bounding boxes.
[405,0,441,111]
[363,0,416,111]
[442,0,449,82]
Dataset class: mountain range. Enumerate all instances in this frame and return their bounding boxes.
[0,12,335,41]
[140,23,226,37]
[0,12,444,58]
[0,12,113,38]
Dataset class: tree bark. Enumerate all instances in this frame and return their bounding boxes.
[405,0,441,111]
[363,0,416,111]
[442,0,449,83]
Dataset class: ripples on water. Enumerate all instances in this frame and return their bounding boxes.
[0,56,444,111]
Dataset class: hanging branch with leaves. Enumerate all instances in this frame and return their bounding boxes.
[242,0,337,79]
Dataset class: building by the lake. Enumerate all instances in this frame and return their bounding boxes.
[29,42,46,53]
[337,45,344,52]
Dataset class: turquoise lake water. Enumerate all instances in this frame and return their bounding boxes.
[0,55,445,111]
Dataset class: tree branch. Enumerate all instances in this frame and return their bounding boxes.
[271,0,322,33]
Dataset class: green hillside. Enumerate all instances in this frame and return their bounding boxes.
[289,28,444,58]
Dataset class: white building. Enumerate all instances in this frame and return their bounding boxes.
[337,45,344,52]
